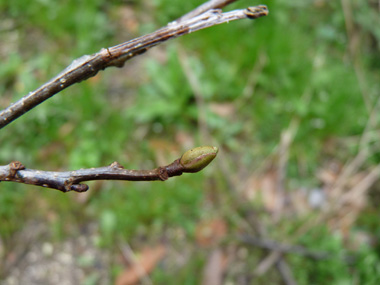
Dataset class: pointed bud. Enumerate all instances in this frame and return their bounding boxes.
[180,146,218,173]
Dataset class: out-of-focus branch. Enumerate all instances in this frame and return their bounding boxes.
[239,236,331,260]
[0,146,218,193]
[239,235,356,266]
[0,5,268,129]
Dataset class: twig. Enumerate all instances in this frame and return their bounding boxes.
[274,118,299,220]
[254,251,282,276]
[340,0,370,113]
[327,95,380,203]
[239,236,331,260]
[0,146,218,192]
[118,242,153,285]
[276,258,297,285]
[241,49,267,99]
[340,164,380,207]
[239,235,355,277]
[0,221,46,279]
[0,5,268,129]
[178,49,211,143]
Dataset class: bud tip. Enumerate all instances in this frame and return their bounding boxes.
[180,146,218,173]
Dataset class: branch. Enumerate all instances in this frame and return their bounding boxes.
[0,146,218,193]
[238,235,355,264]
[0,5,268,129]
[238,236,331,260]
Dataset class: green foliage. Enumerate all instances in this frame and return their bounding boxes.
[91,176,203,245]
[0,0,114,54]
[288,225,380,284]
[354,245,380,284]
[127,46,194,126]
[0,185,27,239]
[151,251,205,284]
[290,227,350,284]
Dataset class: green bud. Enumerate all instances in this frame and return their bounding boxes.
[180,146,218,173]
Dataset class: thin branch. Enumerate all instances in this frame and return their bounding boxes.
[178,49,211,143]
[239,236,331,260]
[239,235,355,264]
[275,259,297,285]
[0,146,218,193]
[0,5,268,129]
[174,0,239,23]
[254,251,282,276]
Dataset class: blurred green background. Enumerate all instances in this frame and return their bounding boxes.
[1,0,380,284]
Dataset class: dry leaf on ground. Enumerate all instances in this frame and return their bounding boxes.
[116,244,166,285]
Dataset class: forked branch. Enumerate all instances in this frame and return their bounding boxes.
[0,5,268,129]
